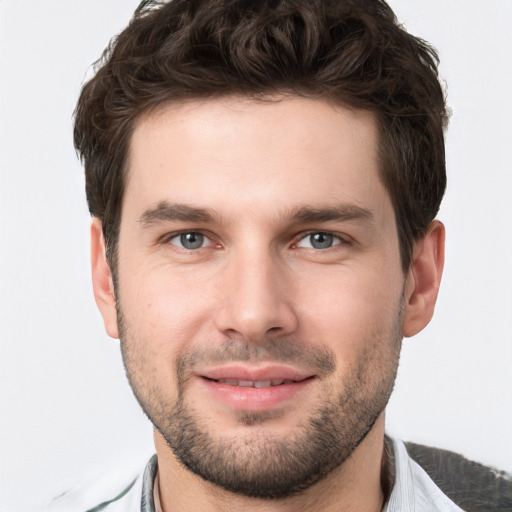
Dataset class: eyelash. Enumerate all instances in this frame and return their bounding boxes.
[293,231,349,250]
[162,230,350,252]
[163,231,217,251]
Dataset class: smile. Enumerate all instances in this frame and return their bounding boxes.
[199,369,316,411]
[209,379,297,388]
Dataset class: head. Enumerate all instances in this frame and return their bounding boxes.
[74,0,447,278]
[75,0,447,501]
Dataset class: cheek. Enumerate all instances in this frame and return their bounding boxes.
[120,267,218,355]
[117,279,188,409]
[295,266,403,358]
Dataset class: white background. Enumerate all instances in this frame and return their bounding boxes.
[1,1,511,510]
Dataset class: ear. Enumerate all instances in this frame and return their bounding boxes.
[402,220,445,338]
[91,218,119,339]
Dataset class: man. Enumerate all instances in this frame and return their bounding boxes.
[73,1,511,511]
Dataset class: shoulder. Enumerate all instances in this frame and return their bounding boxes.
[84,476,141,512]
[85,455,157,512]
[42,456,156,512]
[404,441,512,512]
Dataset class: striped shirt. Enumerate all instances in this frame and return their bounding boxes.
[84,436,466,511]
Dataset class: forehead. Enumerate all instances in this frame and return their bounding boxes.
[124,96,390,225]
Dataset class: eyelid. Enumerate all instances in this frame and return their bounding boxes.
[159,229,351,251]
[161,230,219,249]
[293,230,350,249]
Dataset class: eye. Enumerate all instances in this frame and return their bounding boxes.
[168,232,211,250]
[296,232,343,250]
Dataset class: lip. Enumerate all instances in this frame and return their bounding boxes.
[197,364,316,412]
[200,364,313,382]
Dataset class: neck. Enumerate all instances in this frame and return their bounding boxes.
[154,415,387,512]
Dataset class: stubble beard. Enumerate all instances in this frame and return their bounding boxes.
[117,300,403,499]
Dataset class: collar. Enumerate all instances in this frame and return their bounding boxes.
[137,437,463,512]
[141,454,158,512]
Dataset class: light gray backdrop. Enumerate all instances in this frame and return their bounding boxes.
[1,1,511,511]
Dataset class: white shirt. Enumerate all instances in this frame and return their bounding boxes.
[383,437,464,511]
[46,436,465,511]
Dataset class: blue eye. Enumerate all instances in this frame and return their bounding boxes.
[169,232,207,250]
[296,232,341,250]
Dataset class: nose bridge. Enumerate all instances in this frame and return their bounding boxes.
[215,243,297,341]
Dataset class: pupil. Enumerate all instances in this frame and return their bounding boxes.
[181,232,203,249]
[311,232,333,249]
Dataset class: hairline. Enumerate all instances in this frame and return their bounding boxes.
[103,92,411,278]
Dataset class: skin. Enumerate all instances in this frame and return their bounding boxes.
[91,96,445,512]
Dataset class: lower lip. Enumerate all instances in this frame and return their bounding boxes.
[200,378,314,411]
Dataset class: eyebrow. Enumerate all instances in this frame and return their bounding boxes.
[138,202,217,226]
[138,201,374,227]
[289,204,374,225]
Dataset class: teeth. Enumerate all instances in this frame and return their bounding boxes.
[216,379,293,388]
[254,380,272,388]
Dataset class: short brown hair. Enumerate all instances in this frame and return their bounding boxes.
[74,0,448,273]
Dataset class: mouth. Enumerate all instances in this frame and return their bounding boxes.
[204,378,300,388]
[197,366,316,411]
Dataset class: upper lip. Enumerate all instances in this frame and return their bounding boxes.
[198,365,315,382]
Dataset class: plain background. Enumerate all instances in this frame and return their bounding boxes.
[1,1,511,510]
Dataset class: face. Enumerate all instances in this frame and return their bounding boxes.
[110,97,407,497]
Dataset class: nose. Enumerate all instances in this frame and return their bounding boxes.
[214,249,298,342]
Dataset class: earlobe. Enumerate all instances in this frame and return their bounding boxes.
[90,218,119,339]
[402,220,445,338]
